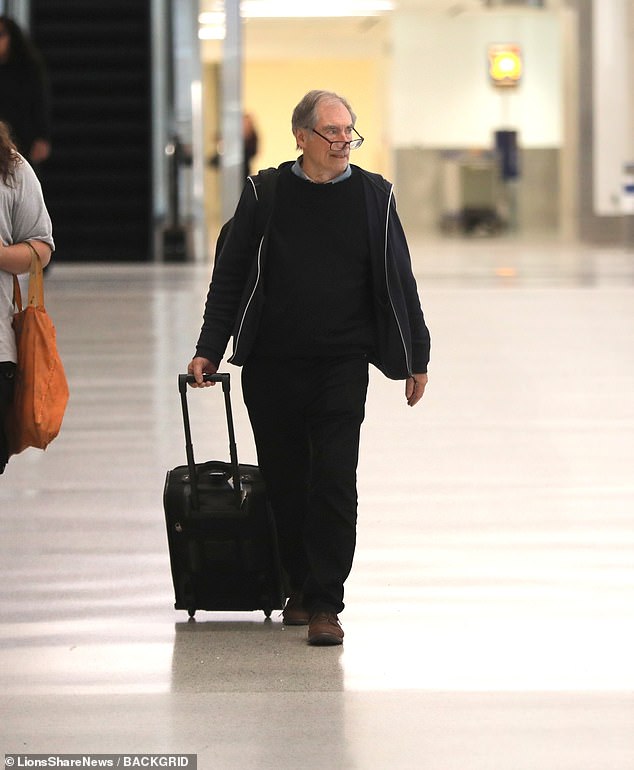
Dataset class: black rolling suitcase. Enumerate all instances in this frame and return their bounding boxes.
[163,373,286,619]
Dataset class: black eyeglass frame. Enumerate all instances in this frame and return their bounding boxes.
[311,126,364,151]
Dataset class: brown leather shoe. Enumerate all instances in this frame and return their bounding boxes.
[282,592,310,626]
[307,611,344,646]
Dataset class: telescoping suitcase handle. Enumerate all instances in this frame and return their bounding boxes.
[178,373,242,510]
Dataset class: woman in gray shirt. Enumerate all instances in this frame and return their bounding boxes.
[0,120,54,473]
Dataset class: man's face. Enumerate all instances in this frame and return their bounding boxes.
[296,100,354,183]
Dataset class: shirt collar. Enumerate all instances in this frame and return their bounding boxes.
[291,158,351,184]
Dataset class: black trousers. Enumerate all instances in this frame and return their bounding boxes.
[242,356,369,614]
[0,362,16,474]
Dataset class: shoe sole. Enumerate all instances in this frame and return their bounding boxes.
[283,617,310,626]
[307,633,343,646]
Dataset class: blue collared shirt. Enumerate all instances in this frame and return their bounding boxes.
[291,158,351,184]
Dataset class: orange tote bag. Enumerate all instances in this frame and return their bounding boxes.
[6,243,69,456]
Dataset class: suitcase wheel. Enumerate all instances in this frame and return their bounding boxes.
[188,608,196,618]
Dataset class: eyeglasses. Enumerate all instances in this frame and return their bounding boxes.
[312,127,364,151]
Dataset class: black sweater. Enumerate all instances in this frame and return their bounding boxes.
[253,167,374,359]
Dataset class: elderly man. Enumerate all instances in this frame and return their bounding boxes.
[188,89,430,646]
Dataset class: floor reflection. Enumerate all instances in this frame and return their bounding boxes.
[170,617,345,693]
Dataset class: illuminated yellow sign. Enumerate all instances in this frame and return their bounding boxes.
[488,44,522,88]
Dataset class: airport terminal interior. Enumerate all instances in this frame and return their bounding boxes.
[1,239,633,768]
[1,0,634,768]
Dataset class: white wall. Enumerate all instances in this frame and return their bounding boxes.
[593,0,634,216]
[391,10,562,149]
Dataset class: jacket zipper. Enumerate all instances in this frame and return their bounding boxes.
[384,185,413,376]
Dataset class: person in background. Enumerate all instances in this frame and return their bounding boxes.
[242,113,258,180]
[0,121,54,474]
[0,16,51,166]
[189,90,430,646]
[209,113,259,182]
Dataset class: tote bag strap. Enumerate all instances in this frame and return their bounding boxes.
[12,242,44,311]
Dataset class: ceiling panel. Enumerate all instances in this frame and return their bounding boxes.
[199,0,562,62]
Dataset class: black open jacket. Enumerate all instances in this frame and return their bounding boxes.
[196,161,430,379]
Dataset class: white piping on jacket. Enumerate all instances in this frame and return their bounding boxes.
[384,184,412,376]
[231,236,264,359]
[230,178,261,360]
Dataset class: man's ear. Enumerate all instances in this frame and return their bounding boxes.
[295,128,307,150]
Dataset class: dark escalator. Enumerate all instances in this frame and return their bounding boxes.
[31,0,152,262]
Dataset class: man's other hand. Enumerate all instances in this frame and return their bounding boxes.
[406,373,428,407]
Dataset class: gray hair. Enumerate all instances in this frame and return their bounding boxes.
[291,90,357,136]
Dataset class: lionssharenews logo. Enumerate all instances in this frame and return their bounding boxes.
[5,757,195,769]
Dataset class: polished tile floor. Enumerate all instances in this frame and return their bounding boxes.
[1,236,633,768]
